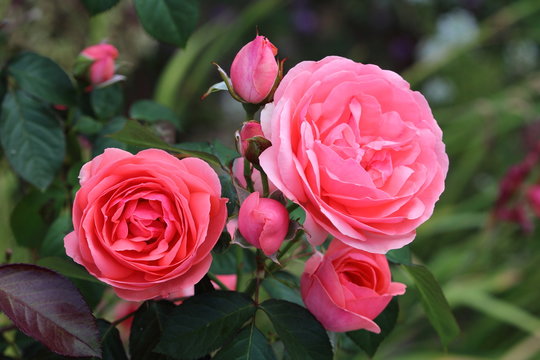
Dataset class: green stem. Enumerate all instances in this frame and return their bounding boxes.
[243,158,255,192]
[235,246,244,292]
[260,170,270,198]
[207,272,231,291]
[100,308,137,342]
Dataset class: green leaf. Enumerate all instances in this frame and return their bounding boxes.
[37,257,103,284]
[7,52,75,105]
[80,0,120,15]
[402,264,460,347]
[212,140,239,167]
[260,299,333,360]
[129,301,176,360]
[201,81,229,100]
[10,186,64,248]
[0,264,101,358]
[128,301,174,360]
[130,100,182,129]
[346,297,399,357]
[92,116,128,156]
[91,83,123,119]
[156,291,257,360]
[214,322,276,360]
[386,246,412,265]
[0,91,66,190]
[74,115,103,135]
[40,213,72,257]
[210,247,256,274]
[109,119,221,167]
[262,272,303,306]
[97,319,129,360]
[133,0,198,47]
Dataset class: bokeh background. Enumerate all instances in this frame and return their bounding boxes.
[2,0,540,359]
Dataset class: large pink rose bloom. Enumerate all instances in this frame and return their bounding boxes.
[64,148,228,301]
[259,56,448,253]
[301,240,405,333]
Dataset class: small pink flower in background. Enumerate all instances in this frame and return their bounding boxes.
[527,185,540,217]
[259,56,448,253]
[232,157,276,195]
[238,192,289,256]
[212,274,238,290]
[301,240,405,333]
[64,148,228,301]
[113,301,141,342]
[80,44,119,86]
[231,35,279,104]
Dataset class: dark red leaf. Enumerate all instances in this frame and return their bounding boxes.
[0,264,101,358]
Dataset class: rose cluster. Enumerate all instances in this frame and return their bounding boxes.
[65,36,448,334]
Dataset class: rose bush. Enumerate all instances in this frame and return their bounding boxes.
[64,148,228,301]
[301,240,406,333]
[259,56,448,253]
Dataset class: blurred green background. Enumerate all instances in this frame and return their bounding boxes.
[2,0,540,359]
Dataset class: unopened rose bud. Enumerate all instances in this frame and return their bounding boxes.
[230,35,278,104]
[77,44,122,87]
[528,185,540,217]
[236,121,271,165]
[237,121,263,155]
[238,192,289,256]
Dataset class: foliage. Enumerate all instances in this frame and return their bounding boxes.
[1,0,540,359]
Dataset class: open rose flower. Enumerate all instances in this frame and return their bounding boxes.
[64,148,228,301]
[301,240,405,333]
[259,56,448,253]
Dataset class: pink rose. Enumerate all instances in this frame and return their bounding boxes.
[301,240,405,333]
[238,192,289,256]
[259,56,448,253]
[230,35,278,104]
[64,148,228,301]
[81,44,119,86]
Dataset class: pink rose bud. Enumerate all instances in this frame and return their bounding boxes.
[230,35,279,104]
[237,121,264,155]
[80,44,119,86]
[528,185,540,217]
[236,121,271,165]
[301,241,406,333]
[238,192,289,256]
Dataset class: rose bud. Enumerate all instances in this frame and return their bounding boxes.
[301,240,406,333]
[528,185,540,217]
[76,44,123,87]
[236,121,264,155]
[236,121,272,165]
[238,192,289,256]
[230,35,279,104]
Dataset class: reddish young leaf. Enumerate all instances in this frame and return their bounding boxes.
[0,264,101,358]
